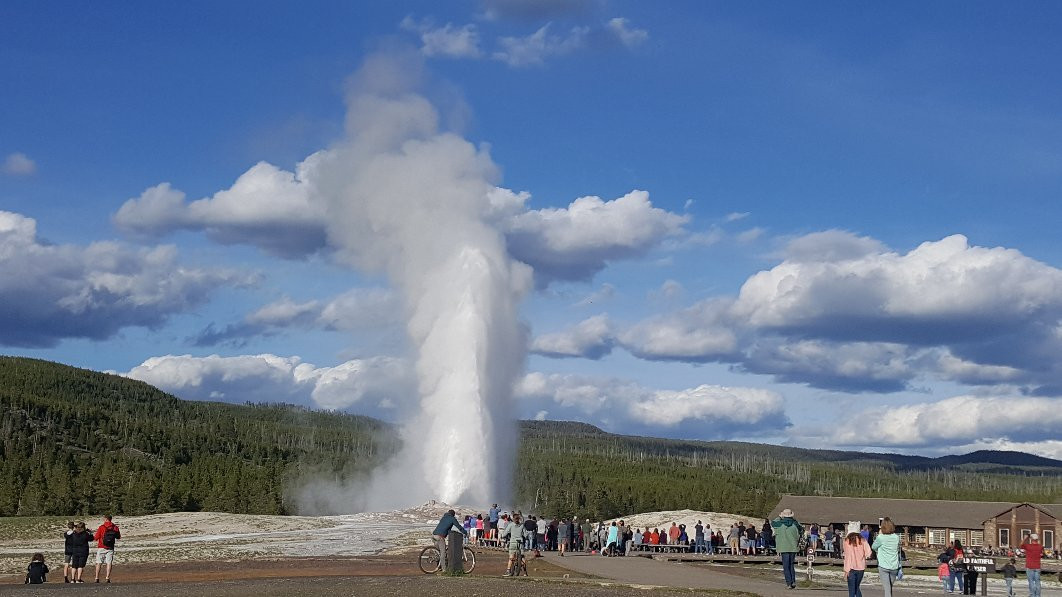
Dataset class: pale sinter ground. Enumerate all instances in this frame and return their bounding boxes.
[0,503,753,574]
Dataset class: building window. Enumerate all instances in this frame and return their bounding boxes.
[969,531,984,547]
[929,529,947,545]
[1045,530,1055,550]
[999,528,1010,547]
[950,530,968,545]
[1021,529,1032,542]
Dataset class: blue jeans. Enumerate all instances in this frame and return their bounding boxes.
[1028,569,1041,597]
[781,552,797,587]
[847,569,865,597]
[949,569,964,592]
[879,568,898,597]
[1004,577,1013,597]
[694,537,705,553]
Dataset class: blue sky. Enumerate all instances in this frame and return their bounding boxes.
[3,0,1062,458]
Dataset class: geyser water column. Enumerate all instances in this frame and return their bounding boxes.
[408,245,528,504]
[315,53,531,507]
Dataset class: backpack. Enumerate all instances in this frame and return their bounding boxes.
[102,527,119,549]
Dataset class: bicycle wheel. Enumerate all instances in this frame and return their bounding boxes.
[418,545,441,574]
[462,546,476,573]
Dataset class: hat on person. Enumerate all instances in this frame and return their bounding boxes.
[1030,533,1039,540]
[780,508,794,517]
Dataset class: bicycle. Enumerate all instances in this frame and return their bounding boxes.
[418,544,476,574]
[505,551,528,577]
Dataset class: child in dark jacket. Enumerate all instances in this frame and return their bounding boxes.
[25,553,48,584]
[1001,558,1017,597]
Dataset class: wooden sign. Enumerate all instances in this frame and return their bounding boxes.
[965,557,996,573]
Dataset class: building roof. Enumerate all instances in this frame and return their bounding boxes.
[983,502,1062,523]
[768,496,1035,530]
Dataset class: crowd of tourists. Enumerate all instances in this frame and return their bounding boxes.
[434,504,1053,597]
[772,508,1050,597]
[449,504,776,557]
[24,515,121,585]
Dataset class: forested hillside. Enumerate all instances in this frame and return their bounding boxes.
[0,356,396,516]
[2,357,1060,519]
[516,421,1062,519]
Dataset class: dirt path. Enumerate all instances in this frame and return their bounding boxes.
[0,575,761,596]
[540,551,1062,597]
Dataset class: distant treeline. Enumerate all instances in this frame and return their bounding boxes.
[515,420,1062,520]
[2,357,1059,519]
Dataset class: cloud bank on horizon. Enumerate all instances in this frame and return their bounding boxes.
[3,1,1062,461]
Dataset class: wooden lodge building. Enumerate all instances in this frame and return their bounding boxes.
[769,496,1061,551]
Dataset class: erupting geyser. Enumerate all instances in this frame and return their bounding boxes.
[315,53,531,507]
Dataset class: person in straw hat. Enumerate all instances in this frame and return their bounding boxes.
[771,508,804,589]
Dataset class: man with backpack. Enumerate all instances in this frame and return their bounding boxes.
[93,515,121,583]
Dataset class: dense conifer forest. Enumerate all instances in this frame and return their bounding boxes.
[0,356,395,516]
[2,356,1059,518]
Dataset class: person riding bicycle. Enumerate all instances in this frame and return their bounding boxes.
[432,509,467,571]
[502,513,523,576]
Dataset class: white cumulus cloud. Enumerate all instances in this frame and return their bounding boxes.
[516,371,789,436]
[401,16,483,58]
[193,288,400,346]
[831,395,1062,449]
[531,314,615,358]
[123,353,414,415]
[2,152,36,176]
[0,210,246,348]
[606,17,648,47]
[506,190,688,283]
[493,23,589,67]
[114,158,328,258]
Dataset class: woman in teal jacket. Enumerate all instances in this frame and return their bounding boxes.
[871,518,901,597]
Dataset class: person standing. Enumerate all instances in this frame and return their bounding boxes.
[668,522,680,545]
[488,504,500,539]
[948,540,966,593]
[62,521,75,583]
[694,521,705,554]
[843,531,872,597]
[68,522,92,583]
[1001,558,1017,597]
[432,509,467,572]
[1021,533,1044,597]
[605,522,619,556]
[771,508,804,589]
[558,518,570,556]
[92,515,121,583]
[871,518,901,597]
[502,514,523,576]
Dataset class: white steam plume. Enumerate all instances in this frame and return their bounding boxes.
[314,52,531,508]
